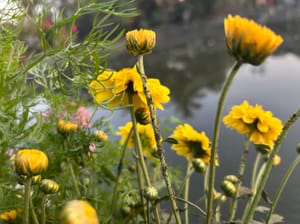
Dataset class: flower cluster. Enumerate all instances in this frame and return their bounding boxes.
[224,14,283,65]
[169,123,214,164]
[89,67,170,111]
[223,101,283,148]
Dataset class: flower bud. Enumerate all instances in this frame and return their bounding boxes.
[17,175,41,185]
[39,179,60,194]
[60,200,99,224]
[14,149,48,177]
[57,119,78,135]
[255,144,271,154]
[135,108,151,125]
[94,130,108,142]
[144,186,158,201]
[192,158,207,173]
[126,29,156,55]
[224,175,239,184]
[221,180,237,198]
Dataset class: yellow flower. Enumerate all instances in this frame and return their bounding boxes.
[89,67,170,110]
[223,101,283,148]
[126,29,156,55]
[60,200,99,224]
[117,122,157,159]
[170,124,215,164]
[224,14,283,65]
[14,149,49,176]
[0,209,22,223]
[39,179,60,194]
[57,119,78,135]
[94,130,109,142]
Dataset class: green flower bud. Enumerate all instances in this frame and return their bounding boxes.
[224,175,239,184]
[221,180,237,198]
[192,158,207,173]
[135,107,151,125]
[39,179,60,194]
[144,186,158,201]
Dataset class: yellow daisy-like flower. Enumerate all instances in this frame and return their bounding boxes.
[0,209,22,223]
[89,67,170,111]
[224,14,283,65]
[13,149,49,177]
[223,101,283,148]
[117,122,157,159]
[57,119,78,135]
[126,29,156,55]
[60,200,99,224]
[170,123,214,164]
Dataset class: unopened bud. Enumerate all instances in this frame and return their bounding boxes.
[144,186,158,201]
[192,158,207,173]
[255,144,271,154]
[224,175,239,184]
[39,179,60,194]
[126,29,156,56]
[221,180,237,198]
[135,108,151,125]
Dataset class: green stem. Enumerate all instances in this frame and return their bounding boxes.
[137,55,181,223]
[63,139,81,198]
[251,153,262,190]
[41,194,47,224]
[229,137,250,221]
[30,197,39,224]
[24,176,32,224]
[206,61,242,224]
[108,127,133,222]
[242,108,300,223]
[129,94,160,224]
[184,161,193,224]
[265,154,300,224]
[174,197,206,216]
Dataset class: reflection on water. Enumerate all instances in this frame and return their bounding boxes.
[106,21,300,222]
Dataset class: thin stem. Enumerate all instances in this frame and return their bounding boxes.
[108,127,133,222]
[242,108,300,223]
[206,61,242,224]
[137,55,181,224]
[184,161,193,224]
[251,153,262,190]
[30,197,39,224]
[41,194,47,224]
[174,197,206,216]
[129,94,160,224]
[229,137,250,221]
[24,176,32,224]
[265,154,300,224]
[63,139,81,198]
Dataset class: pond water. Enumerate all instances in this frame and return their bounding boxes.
[97,20,300,223]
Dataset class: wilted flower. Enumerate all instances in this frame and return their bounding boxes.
[169,124,217,165]
[39,179,60,194]
[60,200,99,224]
[14,149,48,177]
[57,119,78,135]
[126,29,156,55]
[223,101,283,148]
[224,14,283,65]
[89,67,170,111]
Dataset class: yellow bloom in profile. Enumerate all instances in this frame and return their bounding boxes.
[89,67,170,110]
[126,29,156,55]
[57,119,78,135]
[169,124,214,164]
[223,101,283,148]
[14,149,49,176]
[224,14,283,65]
[60,200,99,224]
[117,122,157,159]
[0,209,22,223]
